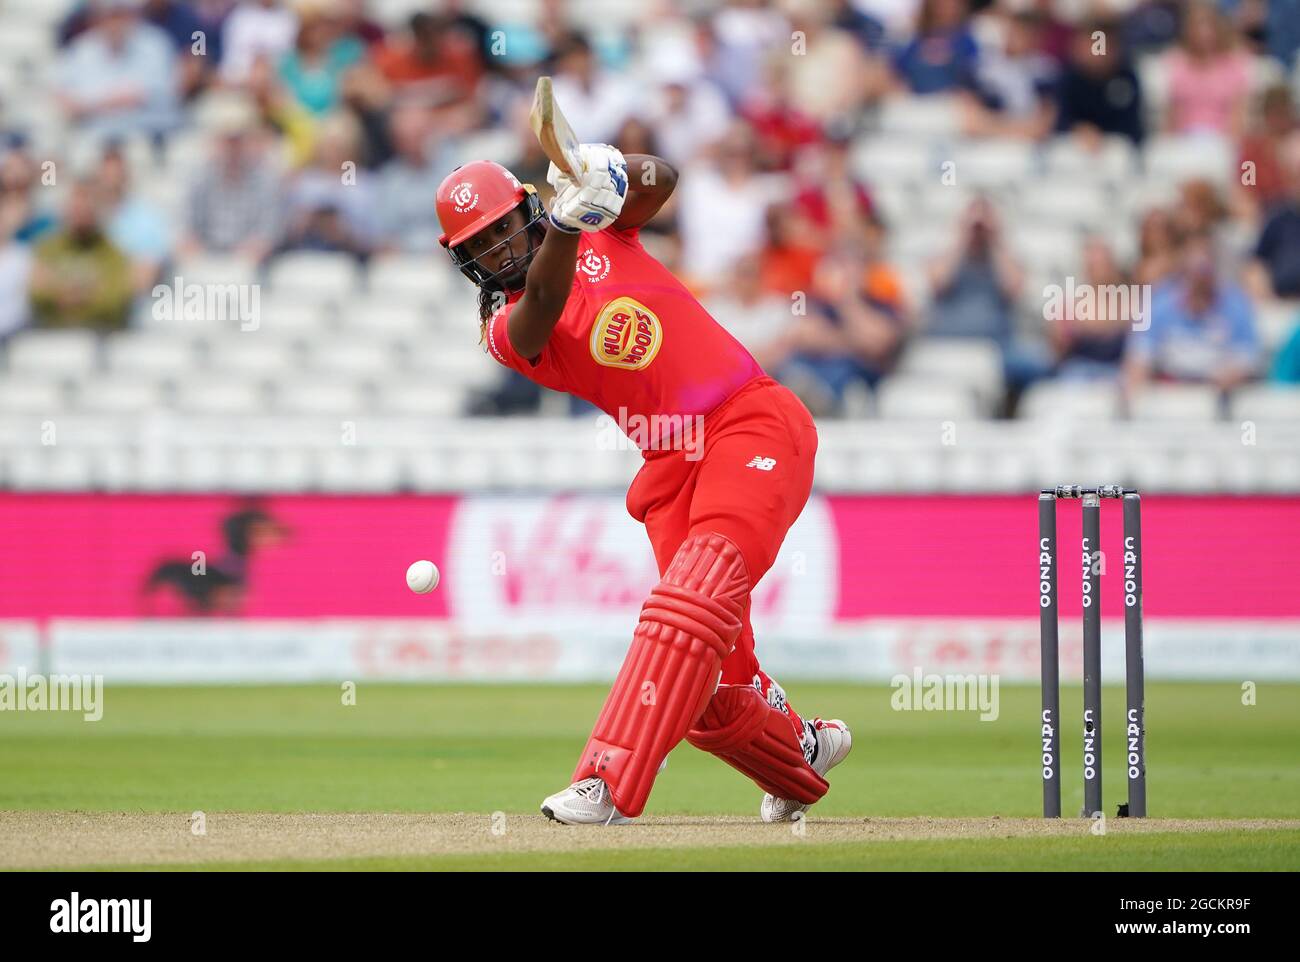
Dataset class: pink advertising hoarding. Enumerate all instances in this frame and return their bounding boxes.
[1,494,1298,621]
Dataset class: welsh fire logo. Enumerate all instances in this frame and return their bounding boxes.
[589,297,662,370]
[451,182,479,213]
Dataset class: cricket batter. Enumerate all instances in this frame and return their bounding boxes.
[435,143,850,824]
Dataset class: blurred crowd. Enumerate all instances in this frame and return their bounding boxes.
[2,0,1300,418]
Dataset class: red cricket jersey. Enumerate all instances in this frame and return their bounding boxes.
[485,226,764,448]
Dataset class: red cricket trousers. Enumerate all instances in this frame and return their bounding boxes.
[625,375,818,737]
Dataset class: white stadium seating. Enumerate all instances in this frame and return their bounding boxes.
[0,6,1297,498]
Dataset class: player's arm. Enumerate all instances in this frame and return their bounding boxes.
[507,225,582,361]
[613,154,677,230]
[509,152,630,360]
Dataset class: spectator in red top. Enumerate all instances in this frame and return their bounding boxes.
[373,12,483,98]
[1237,85,1298,222]
[791,125,874,245]
[740,58,825,171]
[759,203,821,296]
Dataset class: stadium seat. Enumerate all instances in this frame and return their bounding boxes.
[896,338,1004,408]
[93,448,136,491]
[377,380,465,417]
[0,21,53,68]
[173,377,269,416]
[74,377,165,415]
[261,448,321,491]
[206,335,302,375]
[6,448,93,490]
[1229,385,1300,421]
[1145,134,1234,186]
[253,296,333,336]
[948,139,1037,187]
[0,377,64,414]
[1118,176,1182,219]
[1019,381,1122,421]
[273,377,371,416]
[1041,136,1138,184]
[172,447,228,491]
[856,138,938,185]
[317,448,407,491]
[1255,304,1298,352]
[915,185,976,224]
[368,255,453,301]
[1129,384,1222,421]
[171,253,259,289]
[229,447,324,491]
[1263,452,1300,490]
[890,223,953,264]
[104,332,199,377]
[306,338,398,377]
[1015,182,1110,231]
[3,330,100,377]
[267,253,362,302]
[876,96,962,139]
[1007,224,1082,274]
[875,376,981,419]
[337,296,430,337]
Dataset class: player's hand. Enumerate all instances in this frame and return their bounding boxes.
[546,144,628,232]
[546,152,626,232]
[547,143,628,191]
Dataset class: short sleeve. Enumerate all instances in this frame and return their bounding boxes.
[485,301,544,373]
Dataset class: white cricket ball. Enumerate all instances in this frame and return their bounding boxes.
[405,560,440,594]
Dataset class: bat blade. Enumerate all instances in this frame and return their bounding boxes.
[529,76,583,180]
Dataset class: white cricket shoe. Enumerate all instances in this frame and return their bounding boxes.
[760,718,852,823]
[541,777,634,825]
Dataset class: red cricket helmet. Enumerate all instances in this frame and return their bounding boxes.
[436,160,545,291]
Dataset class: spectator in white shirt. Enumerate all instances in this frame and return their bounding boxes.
[221,0,297,84]
[645,69,732,167]
[549,32,636,144]
[676,122,786,290]
[56,0,182,142]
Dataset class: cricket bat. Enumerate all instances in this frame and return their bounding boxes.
[529,76,583,180]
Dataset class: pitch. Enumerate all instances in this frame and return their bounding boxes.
[2,682,1297,871]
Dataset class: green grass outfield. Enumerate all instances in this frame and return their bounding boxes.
[1,681,1297,870]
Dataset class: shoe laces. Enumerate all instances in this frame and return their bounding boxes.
[573,777,622,825]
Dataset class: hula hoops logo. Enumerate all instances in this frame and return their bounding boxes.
[451,182,479,213]
[589,297,662,370]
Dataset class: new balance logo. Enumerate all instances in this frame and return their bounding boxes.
[746,457,777,471]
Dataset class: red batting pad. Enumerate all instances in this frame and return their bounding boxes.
[572,532,749,817]
[687,684,828,804]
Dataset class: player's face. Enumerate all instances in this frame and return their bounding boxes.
[462,208,532,289]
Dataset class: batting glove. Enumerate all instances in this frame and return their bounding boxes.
[546,144,628,232]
